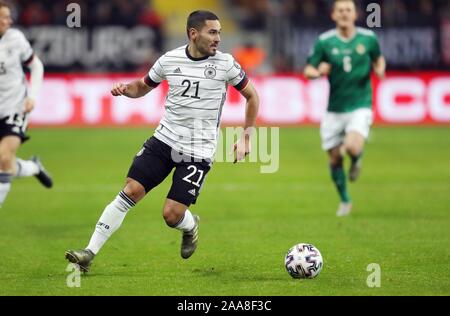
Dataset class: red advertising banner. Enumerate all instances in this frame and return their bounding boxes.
[30,72,450,126]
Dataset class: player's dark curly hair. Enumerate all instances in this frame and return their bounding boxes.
[186,10,219,39]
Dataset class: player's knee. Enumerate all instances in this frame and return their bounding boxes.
[345,143,362,157]
[162,200,186,227]
[123,179,145,203]
[163,207,179,226]
[330,159,342,168]
[329,153,343,167]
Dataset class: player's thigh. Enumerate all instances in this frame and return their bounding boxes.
[167,159,212,207]
[345,108,373,151]
[0,135,21,155]
[320,112,347,151]
[126,137,175,195]
[0,135,22,164]
[344,132,365,153]
[0,135,21,171]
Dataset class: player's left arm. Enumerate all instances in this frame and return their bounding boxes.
[24,55,44,113]
[370,33,386,79]
[17,30,43,114]
[233,81,260,163]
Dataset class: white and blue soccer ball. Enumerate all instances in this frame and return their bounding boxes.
[285,243,323,279]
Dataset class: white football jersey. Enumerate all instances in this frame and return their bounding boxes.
[146,45,248,160]
[0,28,33,118]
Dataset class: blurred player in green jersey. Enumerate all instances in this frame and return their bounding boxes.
[304,0,386,216]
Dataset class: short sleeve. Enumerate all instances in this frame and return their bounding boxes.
[17,31,34,63]
[143,55,165,87]
[307,39,326,67]
[369,34,382,61]
[226,55,249,91]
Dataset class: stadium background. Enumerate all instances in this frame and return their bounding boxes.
[1,0,449,296]
[10,0,450,126]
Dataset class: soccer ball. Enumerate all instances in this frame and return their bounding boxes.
[284,243,323,279]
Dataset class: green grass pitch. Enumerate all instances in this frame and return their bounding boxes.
[0,127,449,296]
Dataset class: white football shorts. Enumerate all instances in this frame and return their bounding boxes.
[320,108,373,151]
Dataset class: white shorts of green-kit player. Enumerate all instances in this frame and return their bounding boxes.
[320,108,373,151]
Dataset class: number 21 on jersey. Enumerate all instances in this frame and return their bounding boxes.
[181,79,201,99]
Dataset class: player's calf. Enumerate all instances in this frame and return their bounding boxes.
[0,153,15,173]
[328,147,351,206]
[343,135,365,182]
[65,189,137,273]
[163,199,200,259]
[343,144,363,182]
[0,172,11,207]
[0,153,15,207]
[348,152,363,182]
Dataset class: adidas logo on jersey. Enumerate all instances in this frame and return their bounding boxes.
[188,189,196,196]
[174,67,182,74]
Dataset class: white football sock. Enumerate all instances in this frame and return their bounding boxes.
[15,158,39,178]
[86,191,135,255]
[0,173,12,206]
[174,209,195,232]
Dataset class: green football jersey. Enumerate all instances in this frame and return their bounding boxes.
[307,27,381,113]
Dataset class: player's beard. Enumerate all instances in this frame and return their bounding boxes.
[195,38,217,57]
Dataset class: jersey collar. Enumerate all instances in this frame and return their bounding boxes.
[336,28,357,43]
[185,45,210,61]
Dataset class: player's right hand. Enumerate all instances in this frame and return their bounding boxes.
[23,97,35,113]
[111,83,128,96]
[318,62,331,76]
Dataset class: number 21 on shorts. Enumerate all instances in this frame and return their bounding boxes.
[182,165,204,188]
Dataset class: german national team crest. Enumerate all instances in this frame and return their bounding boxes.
[356,44,366,55]
[204,64,217,79]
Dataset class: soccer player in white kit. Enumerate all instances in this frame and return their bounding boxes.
[65,10,260,272]
[0,1,52,207]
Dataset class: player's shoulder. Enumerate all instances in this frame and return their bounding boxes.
[3,28,28,42]
[215,50,231,60]
[158,45,186,63]
[356,27,377,38]
[164,45,186,57]
[318,29,338,42]
[213,50,235,67]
